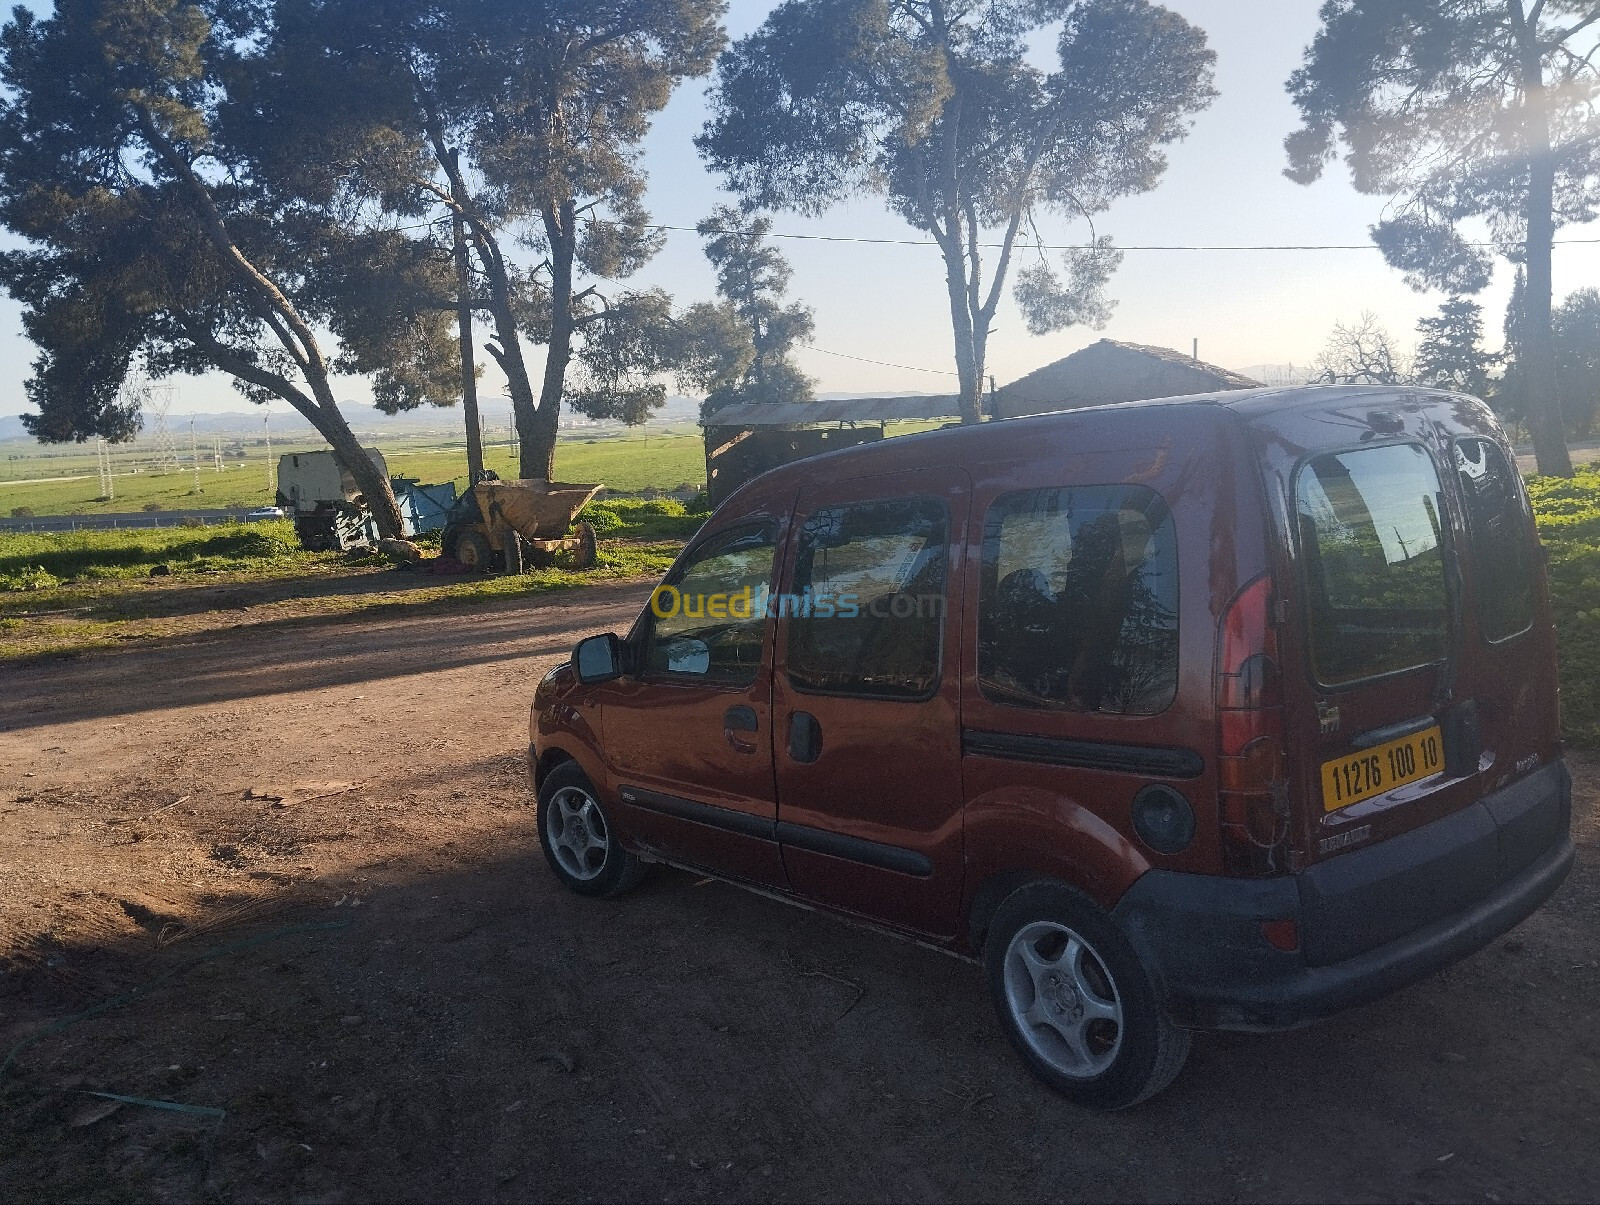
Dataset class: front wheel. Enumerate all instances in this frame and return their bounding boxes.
[452,527,493,572]
[536,762,648,898]
[984,881,1190,1110]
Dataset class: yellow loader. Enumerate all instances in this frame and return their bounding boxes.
[442,477,602,573]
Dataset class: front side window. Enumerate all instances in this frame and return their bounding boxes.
[1454,438,1535,642]
[786,498,948,699]
[1296,443,1449,686]
[978,485,1179,715]
[643,526,775,686]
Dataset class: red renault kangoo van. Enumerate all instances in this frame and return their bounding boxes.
[529,385,1572,1109]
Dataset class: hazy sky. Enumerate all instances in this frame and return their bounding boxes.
[2,0,1597,418]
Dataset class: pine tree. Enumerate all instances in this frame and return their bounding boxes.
[1415,298,1496,398]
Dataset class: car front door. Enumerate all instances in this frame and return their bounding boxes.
[594,510,792,889]
[771,468,970,936]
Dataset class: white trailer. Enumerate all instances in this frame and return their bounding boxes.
[275,448,389,550]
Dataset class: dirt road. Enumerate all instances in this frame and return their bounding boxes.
[2,586,1597,1202]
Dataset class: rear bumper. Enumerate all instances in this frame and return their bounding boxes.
[1113,761,1574,1031]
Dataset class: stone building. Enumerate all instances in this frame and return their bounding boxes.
[994,339,1260,419]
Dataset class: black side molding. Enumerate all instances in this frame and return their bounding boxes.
[619,786,933,877]
[619,786,776,842]
[775,822,932,877]
[962,729,1204,779]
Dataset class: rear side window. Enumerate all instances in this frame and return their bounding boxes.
[978,485,1178,715]
[1296,444,1449,686]
[787,498,948,699]
[1454,439,1535,642]
[644,526,775,685]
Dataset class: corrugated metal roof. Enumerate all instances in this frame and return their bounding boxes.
[704,394,962,427]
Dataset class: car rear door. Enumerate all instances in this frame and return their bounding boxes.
[770,467,970,937]
[1290,439,1459,839]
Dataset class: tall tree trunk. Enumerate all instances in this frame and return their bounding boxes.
[429,131,540,480]
[1514,2,1574,477]
[938,238,986,424]
[1523,157,1571,476]
[528,198,577,482]
[451,177,484,483]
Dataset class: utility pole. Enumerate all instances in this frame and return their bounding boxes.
[96,436,113,500]
[213,434,222,473]
[190,417,201,492]
[264,411,274,497]
[451,150,485,484]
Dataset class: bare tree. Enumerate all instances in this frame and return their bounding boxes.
[1309,313,1415,386]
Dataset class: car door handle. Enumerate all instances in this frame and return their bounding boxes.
[723,705,759,754]
[788,712,822,764]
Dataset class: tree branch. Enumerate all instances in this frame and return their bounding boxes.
[132,108,331,396]
[176,316,318,418]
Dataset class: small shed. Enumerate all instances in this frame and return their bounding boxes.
[994,340,1260,419]
[703,395,961,507]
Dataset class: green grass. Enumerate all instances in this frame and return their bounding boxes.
[0,520,309,590]
[0,500,698,593]
[1528,464,1600,749]
[0,499,701,663]
[0,431,706,517]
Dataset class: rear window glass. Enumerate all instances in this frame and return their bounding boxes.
[1296,443,1449,686]
[1454,438,1535,642]
[978,485,1179,715]
[786,497,948,699]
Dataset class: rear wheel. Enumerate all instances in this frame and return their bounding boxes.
[452,528,493,572]
[536,762,648,898]
[984,881,1190,1110]
[572,521,598,569]
[501,524,525,575]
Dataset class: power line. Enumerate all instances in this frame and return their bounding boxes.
[796,344,960,376]
[649,224,1600,252]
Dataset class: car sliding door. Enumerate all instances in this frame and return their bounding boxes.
[771,468,970,936]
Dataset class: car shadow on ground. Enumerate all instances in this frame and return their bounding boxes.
[3,810,1596,1204]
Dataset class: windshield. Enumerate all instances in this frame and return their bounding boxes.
[1296,443,1450,687]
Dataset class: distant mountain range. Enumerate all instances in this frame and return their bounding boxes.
[1238,364,1315,386]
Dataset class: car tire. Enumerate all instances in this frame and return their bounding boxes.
[573,521,598,569]
[983,880,1190,1110]
[536,761,648,898]
[452,528,493,572]
[501,524,525,575]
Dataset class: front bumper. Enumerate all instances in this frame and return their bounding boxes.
[1113,760,1574,1031]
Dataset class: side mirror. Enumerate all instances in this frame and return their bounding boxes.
[573,632,624,684]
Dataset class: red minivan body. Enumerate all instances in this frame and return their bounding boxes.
[530,386,1573,1108]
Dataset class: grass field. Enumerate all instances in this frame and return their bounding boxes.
[0,498,704,660]
[0,430,707,517]
[1529,465,1600,749]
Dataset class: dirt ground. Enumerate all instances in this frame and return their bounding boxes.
[2,582,1597,1203]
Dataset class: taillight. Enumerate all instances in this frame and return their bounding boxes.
[1216,574,1290,875]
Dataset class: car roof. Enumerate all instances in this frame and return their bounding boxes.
[720,384,1481,512]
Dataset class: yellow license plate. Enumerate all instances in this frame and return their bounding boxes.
[1321,725,1445,812]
